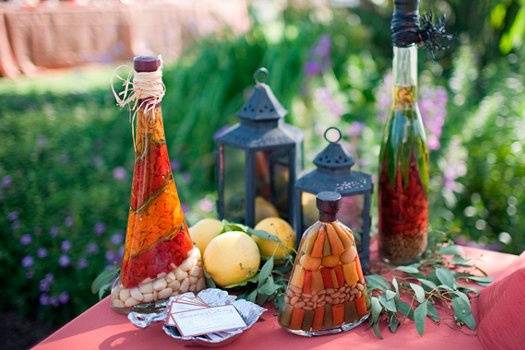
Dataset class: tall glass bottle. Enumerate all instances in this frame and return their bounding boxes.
[111,56,205,312]
[378,42,429,264]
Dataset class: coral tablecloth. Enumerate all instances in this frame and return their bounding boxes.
[0,0,249,77]
[34,246,518,350]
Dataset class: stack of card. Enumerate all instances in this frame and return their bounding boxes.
[165,293,247,338]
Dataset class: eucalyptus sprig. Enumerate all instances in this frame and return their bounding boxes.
[366,237,491,338]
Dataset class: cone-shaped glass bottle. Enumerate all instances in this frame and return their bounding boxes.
[279,191,369,336]
[378,35,430,264]
[111,56,204,312]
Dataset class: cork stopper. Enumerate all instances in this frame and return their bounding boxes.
[133,56,161,73]
[316,191,341,222]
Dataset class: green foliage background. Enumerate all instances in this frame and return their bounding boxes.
[0,0,523,330]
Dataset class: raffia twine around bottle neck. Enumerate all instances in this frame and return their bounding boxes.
[111,62,166,154]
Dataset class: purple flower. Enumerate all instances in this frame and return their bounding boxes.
[11,221,21,230]
[181,173,191,183]
[49,226,59,237]
[61,240,72,252]
[110,232,123,245]
[37,247,48,258]
[94,222,106,236]
[50,296,60,307]
[376,72,394,123]
[182,203,189,213]
[347,122,365,139]
[1,175,12,189]
[313,35,331,58]
[64,216,74,227]
[58,255,70,267]
[314,87,345,118]
[105,250,118,264]
[86,242,99,254]
[304,35,332,77]
[22,256,33,268]
[58,291,70,304]
[304,61,323,77]
[118,246,124,258]
[77,258,88,269]
[198,198,214,213]
[20,234,32,245]
[39,278,52,292]
[7,211,18,222]
[112,166,128,181]
[39,294,50,306]
[170,159,181,172]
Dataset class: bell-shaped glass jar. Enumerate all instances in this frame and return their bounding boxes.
[279,192,370,336]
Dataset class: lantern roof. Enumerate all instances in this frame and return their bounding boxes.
[296,127,372,195]
[237,68,287,121]
[215,68,303,150]
[313,127,355,170]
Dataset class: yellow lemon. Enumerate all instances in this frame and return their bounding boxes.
[255,196,279,223]
[203,231,260,287]
[189,218,223,254]
[253,217,296,261]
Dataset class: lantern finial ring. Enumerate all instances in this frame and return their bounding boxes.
[254,67,269,84]
[324,126,342,143]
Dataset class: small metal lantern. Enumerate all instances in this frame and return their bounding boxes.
[215,68,304,227]
[293,127,373,269]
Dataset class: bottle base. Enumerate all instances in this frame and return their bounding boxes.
[284,313,369,337]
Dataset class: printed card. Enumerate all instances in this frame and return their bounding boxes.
[168,304,246,337]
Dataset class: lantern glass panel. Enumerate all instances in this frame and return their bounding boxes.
[337,194,364,244]
[254,149,291,221]
[301,192,317,229]
[223,145,245,222]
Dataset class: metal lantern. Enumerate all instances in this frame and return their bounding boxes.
[293,127,373,269]
[215,68,304,227]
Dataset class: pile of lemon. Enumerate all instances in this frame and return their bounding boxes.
[189,216,295,288]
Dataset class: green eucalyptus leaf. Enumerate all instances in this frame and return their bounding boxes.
[452,255,473,267]
[258,257,274,285]
[248,228,282,243]
[386,289,397,301]
[91,266,119,296]
[436,267,457,289]
[372,322,383,339]
[371,296,383,323]
[389,314,400,333]
[366,274,391,291]
[409,283,426,303]
[204,271,216,288]
[221,220,248,233]
[246,289,258,303]
[258,276,280,296]
[418,278,438,291]
[379,294,397,312]
[452,296,476,330]
[392,278,400,296]
[427,302,440,323]
[396,300,414,320]
[453,290,470,304]
[396,265,420,274]
[467,275,492,286]
[438,245,461,255]
[437,284,454,292]
[414,300,428,336]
